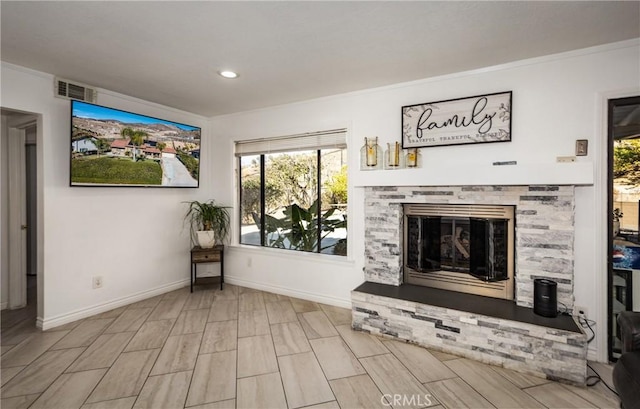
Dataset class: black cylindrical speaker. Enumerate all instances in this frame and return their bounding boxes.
[534,278,558,317]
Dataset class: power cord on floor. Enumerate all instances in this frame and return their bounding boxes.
[586,363,619,396]
[572,312,619,396]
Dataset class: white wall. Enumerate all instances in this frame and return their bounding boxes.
[211,40,640,360]
[0,63,218,327]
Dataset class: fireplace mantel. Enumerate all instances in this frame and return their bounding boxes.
[353,161,593,187]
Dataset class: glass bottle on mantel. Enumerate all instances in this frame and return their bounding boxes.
[405,148,422,168]
[385,141,405,169]
[360,136,382,170]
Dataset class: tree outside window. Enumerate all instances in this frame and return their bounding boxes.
[614,139,640,236]
[239,149,347,256]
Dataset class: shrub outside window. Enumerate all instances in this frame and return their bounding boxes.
[237,131,347,256]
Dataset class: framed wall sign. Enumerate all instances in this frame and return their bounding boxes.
[402,91,512,148]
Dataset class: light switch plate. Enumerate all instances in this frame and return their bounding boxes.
[576,139,588,156]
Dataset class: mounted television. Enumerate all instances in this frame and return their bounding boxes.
[70,100,200,187]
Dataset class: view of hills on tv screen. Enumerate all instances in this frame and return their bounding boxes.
[70,100,200,187]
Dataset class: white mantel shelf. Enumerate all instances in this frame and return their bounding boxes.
[352,161,594,187]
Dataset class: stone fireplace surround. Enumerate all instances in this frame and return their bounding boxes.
[351,185,587,384]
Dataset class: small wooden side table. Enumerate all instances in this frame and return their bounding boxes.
[190,245,224,292]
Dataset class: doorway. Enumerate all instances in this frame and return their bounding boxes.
[1,108,39,333]
[608,95,640,361]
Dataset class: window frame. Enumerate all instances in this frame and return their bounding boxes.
[237,147,346,256]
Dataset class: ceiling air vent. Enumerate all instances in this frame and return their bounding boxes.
[54,77,97,103]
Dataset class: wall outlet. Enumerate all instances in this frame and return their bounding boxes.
[92,276,103,289]
[575,305,588,318]
[556,156,576,163]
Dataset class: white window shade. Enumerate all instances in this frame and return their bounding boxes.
[235,129,347,157]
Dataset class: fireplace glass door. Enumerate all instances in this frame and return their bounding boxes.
[407,216,508,282]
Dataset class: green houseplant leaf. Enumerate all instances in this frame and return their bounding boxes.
[257,199,346,253]
[184,200,231,246]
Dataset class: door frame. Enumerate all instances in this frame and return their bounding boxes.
[593,89,640,362]
[607,95,640,361]
[6,113,37,310]
[7,125,26,309]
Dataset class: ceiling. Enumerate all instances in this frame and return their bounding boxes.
[1,1,639,117]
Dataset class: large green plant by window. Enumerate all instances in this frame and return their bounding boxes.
[255,199,346,253]
[239,148,347,256]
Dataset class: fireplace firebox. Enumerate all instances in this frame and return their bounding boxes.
[403,203,515,300]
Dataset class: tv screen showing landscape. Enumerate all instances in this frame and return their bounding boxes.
[70,100,200,187]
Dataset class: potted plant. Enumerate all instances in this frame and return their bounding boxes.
[184,200,231,248]
[613,208,623,238]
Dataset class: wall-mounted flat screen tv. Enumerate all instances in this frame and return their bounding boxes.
[71,100,200,187]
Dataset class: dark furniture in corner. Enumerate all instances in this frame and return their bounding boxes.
[190,245,224,292]
[613,311,640,409]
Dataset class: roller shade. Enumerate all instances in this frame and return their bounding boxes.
[235,128,347,157]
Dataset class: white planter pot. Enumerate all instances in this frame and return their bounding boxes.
[197,230,216,248]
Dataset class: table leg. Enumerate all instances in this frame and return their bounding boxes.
[220,250,224,290]
[190,261,194,293]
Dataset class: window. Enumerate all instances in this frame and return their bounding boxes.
[237,130,347,256]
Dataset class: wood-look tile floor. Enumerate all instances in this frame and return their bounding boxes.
[1,284,621,409]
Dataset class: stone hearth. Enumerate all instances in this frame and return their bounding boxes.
[352,185,587,384]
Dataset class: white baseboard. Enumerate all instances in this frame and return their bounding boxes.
[225,276,352,309]
[40,279,189,330]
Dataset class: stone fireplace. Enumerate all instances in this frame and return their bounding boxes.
[363,185,576,309]
[352,185,587,384]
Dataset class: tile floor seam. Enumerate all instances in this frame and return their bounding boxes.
[520,384,568,409]
[329,373,389,408]
[13,346,94,409]
[0,365,27,387]
[182,345,201,409]
[361,351,436,407]
[91,305,179,406]
[266,306,289,408]
[303,332,338,405]
[2,347,89,406]
[440,359,496,408]
[235,370,280,380]
[1,330,66,368]
[76,367,111,409]
[269,310,296,409]
[272,298,300,409]
[560,381,619,406]
[485,363,558,408]
[233,293,240,409]
[446,358,550,409]
[423,377,496,409]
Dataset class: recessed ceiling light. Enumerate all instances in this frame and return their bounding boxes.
[219,70,238,79]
